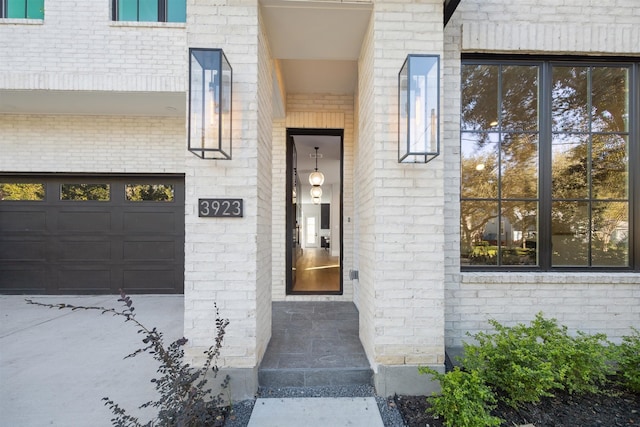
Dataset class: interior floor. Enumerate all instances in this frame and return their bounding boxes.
[292,248,340,292]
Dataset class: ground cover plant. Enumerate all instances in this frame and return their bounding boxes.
[396,314,640,427]
[26,291,231,427]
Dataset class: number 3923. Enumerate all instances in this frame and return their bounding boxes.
[198,199,243,217]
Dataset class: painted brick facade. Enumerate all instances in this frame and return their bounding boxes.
[444,0,640,350]
[183,1,264,374]
[0,0,185,93]
[2,0,638,400]
[353,0,446,395]
[0,115,184,173]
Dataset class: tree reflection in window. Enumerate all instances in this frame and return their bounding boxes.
[460,63,539,267]
[61,184,110,201]
[125,184,174,202]
[551,65,629,267]
[0,183,45,201]
[461,59,632,269]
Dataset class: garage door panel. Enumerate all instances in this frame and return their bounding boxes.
[57,268,112,293]
[0,265,47,292]
[0,175,184,294]
[0,241,46,260]
[123,212,177,233]
[57,211,112,232]
[123,241,175,260]
[0,211,46,232]
[123,269,181,293]
[57,241,111,261]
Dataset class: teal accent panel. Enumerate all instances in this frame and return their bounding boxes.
[118,0,138,21]
[27,0,44,19]
[167,0,185,23]
[138,0,158,22]
[7,0,26,18]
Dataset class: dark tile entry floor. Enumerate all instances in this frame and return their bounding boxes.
[258,301,372,388]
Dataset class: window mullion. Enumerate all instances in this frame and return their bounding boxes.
[632,64,640,269]
[538,62,553,270]
[497,65,503,266]
[158,0,166,22]
[587,66,594,267]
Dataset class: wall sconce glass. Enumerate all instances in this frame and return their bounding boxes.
[188,48,232,159]
[398,54,440,163]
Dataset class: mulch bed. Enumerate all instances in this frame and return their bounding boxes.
[394,384,640,427]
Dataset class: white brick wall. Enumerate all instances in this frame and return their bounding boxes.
[183,1,264,369]
[444,0,640,348]
[0,115,184,173]
[0,0,186,93]
[255,11,273,363]
[356,0,446,368]
[355,12,377,367]
[271,96,355,302]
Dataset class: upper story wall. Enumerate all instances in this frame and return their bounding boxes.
[0,0,186,92]
[455,0,639,55]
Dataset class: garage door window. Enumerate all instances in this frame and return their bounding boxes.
[0,183,45,201]
[61,184,110,201]
[125,184,174,202]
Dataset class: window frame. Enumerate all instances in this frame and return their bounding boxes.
[460,55,640,272]
[111,0,184,23]
[1,0,44,19]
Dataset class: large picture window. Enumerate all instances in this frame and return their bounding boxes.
[112,0,185,23]
[1,0,44,19]
[461,57,638,271]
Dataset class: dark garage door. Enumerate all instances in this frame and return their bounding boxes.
[0,175,184,294]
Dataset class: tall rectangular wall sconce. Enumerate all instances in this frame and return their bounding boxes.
[188,48,232,159]
[398,54,440,163]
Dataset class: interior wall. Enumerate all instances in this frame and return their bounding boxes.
[271,96,355,302]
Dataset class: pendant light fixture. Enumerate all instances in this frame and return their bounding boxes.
[308,147,325,186]
[309,146,324,200]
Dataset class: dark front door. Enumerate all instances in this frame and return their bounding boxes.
[286,128,343,295]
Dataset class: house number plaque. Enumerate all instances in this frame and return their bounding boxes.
[198,199,243,218]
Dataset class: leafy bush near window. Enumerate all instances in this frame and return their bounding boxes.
[418,367,501,427]
[462,313,615,405]
[616,327,640,393]
[26,291,231,427]
[421,314,638,426]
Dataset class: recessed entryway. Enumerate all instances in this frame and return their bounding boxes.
[258,301,372,388]
[286,129,343,295]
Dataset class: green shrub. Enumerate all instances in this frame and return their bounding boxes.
[462,314,561,406]
[462,313,613,406]
[617,327,640,392]
[419,367,502,427]
[555,331,615,395]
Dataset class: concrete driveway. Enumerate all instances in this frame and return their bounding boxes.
[1,295,184,427]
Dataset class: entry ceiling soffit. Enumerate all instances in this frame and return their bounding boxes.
[260,0,372,96]
[262,0,461,97]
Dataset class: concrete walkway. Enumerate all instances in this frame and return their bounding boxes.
[248,397,384,427]
[1,295,385,426]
